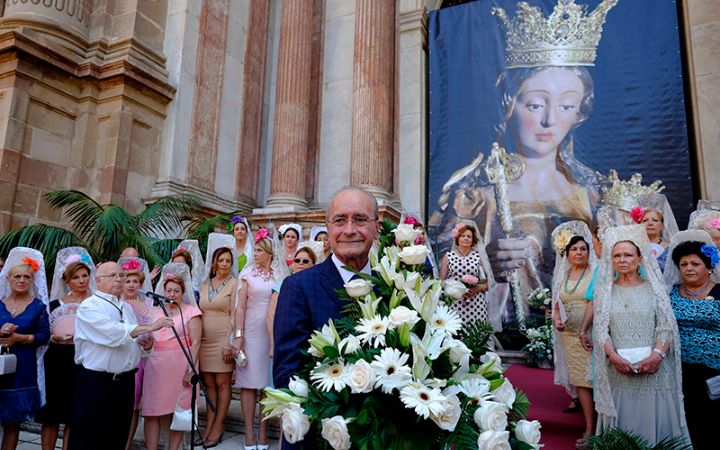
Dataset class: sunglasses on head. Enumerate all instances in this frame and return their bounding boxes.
[294,258,311,264]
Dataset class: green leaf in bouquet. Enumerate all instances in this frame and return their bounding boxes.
[323,346,340,359]
[510,439,538,450]
[437,408,480,450]
[458,320,495,363]
[587,427,692,450]
[430,350,455,380]
[509,389,530,419]
[489,377,505,391]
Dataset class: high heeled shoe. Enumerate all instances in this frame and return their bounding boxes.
[203,433,224,448]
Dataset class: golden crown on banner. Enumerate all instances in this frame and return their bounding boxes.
[492,0,619,69]
[599,169,664,212]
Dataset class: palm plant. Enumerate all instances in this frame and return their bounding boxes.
[588,428,692,450]
[186,209,246,256]
[0,189,201,277]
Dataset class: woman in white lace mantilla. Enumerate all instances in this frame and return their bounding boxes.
[592,224,689,444]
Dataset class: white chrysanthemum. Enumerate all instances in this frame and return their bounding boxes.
[355,314,390,348]
[459,377,492,405]
[311,360,348,392]
[370,348,412,394]
[429,304,462,335]
[400,382,447,419]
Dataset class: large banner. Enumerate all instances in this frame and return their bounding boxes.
[427,0,695,344]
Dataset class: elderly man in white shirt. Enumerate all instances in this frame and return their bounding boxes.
[69,261,172,450]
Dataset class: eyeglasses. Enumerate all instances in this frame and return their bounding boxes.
[294,258,312,264]
[329,215,376,227]
[98,273,127,280]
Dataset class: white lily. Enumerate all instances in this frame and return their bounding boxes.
[308,320,341,356]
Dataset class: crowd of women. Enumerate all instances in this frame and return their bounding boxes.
[0,218,329,450]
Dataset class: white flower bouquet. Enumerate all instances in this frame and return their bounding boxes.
[262,222,542,449]
[522,320,553,368]
[526,288,552,311]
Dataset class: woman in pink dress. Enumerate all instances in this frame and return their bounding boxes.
[142,268,202,450]
[234,234,277,450]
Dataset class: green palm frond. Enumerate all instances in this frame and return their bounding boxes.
[150,238,184,265]
[87,204,137,259]
[587,428,692,450]
[136,194,202,236]
[187,210,244,255]
[44,190,104,240]
[0,224,86,280]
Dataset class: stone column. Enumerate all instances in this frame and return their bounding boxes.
[350,0,396,200]
[265,0,314,210]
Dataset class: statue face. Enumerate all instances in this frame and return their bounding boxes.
[512,67,584,158]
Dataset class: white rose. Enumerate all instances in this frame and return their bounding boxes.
[474,401,509,431]
[392,271,420,292]
[281,403,311,444]
[344,278,373,298]
[388,306,420,329]
[480,352,503,374]
[398,245,428,265]
[288,376,309,398]
[321,416,351,450]
[448,339,471,364]
[430,394,462,432]
[443,279,468,300]
[393,224,421,243]
[515,420,542,445]
[477,430,511,450]
[339,335,361,354]
[346,359,375,394]
[491,379,516,408]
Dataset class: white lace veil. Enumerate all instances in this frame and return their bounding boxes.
[549,221,597,396]
[0,247,50,404]
[229,216,254,265]
[637,193,679,243]
[49,247,97,302]
[239,224,290,286]
[204,233,239,282]
[688,209,720,246]
[592,224,685,423]
[278,223,303,264]
[297,240,326,264]
[117,256,153,294]
[662,229,720,291]
[310,226,327,242]
[155,262,197,307]
[174,240,205,293]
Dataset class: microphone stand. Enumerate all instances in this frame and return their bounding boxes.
[150,295,215,449]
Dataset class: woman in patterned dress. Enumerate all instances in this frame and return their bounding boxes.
[664,231,720,449]
[439,223,492,325]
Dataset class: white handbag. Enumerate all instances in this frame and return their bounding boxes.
[170,389,196,431]
[0,345,17,375]
[617,346,652,365]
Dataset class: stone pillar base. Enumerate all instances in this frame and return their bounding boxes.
[264,192,308,211]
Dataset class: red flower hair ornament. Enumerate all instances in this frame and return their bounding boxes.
[22,257,40,272]
[630,207,644,224]
[122,259,141,271]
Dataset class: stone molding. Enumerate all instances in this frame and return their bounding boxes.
[149,178,255,214]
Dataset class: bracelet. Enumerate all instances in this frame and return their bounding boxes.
[235,329,244,338]
[25,335,33,345]
[652,348,666,359]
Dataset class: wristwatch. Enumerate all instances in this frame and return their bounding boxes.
[652,348,666,359]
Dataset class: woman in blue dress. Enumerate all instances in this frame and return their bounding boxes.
[0,247,50,450]
[664,231,720,450]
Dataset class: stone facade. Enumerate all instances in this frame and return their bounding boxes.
[0,0,716,238]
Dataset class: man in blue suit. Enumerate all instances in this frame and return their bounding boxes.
[273,186,378,448]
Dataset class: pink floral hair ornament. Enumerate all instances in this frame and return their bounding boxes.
[254,228,270,242]
[165,273,176,280]
[630,206,644,224]
[65,254,81,264]
[122,259,141,271]
[708,217,720,230]
[403,216,419,226]
[22,257,40,272]
[450,223,465,238]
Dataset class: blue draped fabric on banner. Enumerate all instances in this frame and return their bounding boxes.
[426,0,694,342]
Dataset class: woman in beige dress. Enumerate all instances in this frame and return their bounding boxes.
[551,221,596,448]
[197,246,237,447]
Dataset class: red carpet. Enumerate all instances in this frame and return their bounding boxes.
[505,364,585,449]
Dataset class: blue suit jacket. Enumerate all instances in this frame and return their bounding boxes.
[273,258,345,450]
[273,257,345,390]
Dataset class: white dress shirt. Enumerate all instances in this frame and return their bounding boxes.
[331,254,371,284]
[74,290,144,373]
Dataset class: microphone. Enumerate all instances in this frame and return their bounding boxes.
[138,290,177,305]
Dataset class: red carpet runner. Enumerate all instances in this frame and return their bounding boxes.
[505,364,585,449]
